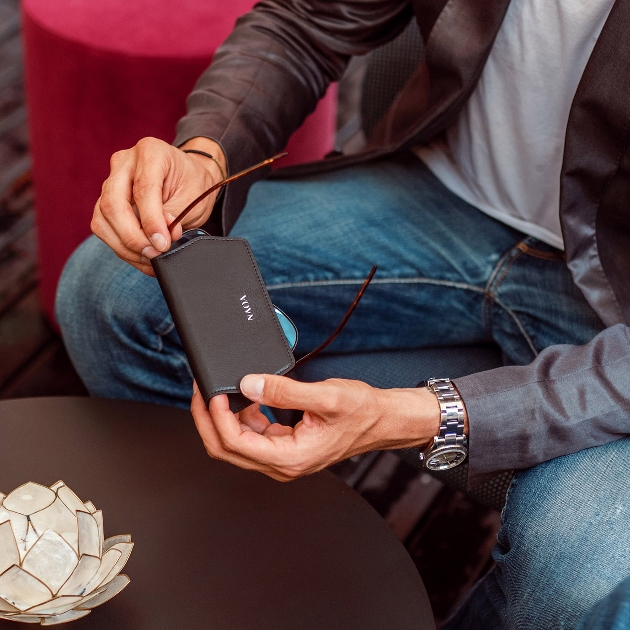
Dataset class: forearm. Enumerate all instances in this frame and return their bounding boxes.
[455,323,630,485]
[174,0,413,232]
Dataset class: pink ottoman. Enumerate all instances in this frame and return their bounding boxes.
[22,0,337,322]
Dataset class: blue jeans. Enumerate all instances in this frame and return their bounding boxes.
[56,154,629,628]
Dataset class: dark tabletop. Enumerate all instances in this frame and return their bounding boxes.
[0,397,434,629]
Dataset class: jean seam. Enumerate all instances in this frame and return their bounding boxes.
[492,297,539,359]
[483,241,539,359]
[483,243,525,331]
[266,276,487,294]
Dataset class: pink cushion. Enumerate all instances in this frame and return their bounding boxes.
[22,0,337,322]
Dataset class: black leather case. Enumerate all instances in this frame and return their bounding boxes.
[152,236,295,413]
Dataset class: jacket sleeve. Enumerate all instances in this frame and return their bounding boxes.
[173,0,413,234]
[454,323,630,485]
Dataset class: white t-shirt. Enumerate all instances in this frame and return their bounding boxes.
[414,0,614,249]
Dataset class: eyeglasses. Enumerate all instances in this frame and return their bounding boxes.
[167,154,377,369]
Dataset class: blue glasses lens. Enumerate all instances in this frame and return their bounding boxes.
[274,306,298,350]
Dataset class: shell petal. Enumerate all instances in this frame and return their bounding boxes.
[0,521,20,576]
[56,486,86,515]
[40,609,91,625]
[103,534,131,551]
[30,499,79,554]
[22,530,78,594]
[25,596,82,615]
[0,613,42,622]
[0,566,52,611]
[76,574,129,610]
[0,508,28,555]
[83,549,121,596]
[100,543,133,585]
[57,555,100,597]
[0,596,19,613]
[77,512,100,559]
[3,483,55,516]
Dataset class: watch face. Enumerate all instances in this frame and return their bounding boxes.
[426,447,467,471]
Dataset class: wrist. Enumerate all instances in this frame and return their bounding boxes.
[374,387,442,450]
[180,137,227,181]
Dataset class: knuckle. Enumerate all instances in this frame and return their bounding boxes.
[89,214,100,234]
[320,390,343,415]
[135,136,158,151]
[119,232,146,253]
[132,176,155,200]
[266,379,291,407]
[109,150,128,169]
[218,432,236,453]
[98,195,114,217]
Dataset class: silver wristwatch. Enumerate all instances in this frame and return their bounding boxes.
[418,378,468,471]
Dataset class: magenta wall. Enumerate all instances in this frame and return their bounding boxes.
[22,0,337,322]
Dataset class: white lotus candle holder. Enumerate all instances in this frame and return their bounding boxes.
[0,481,133,625]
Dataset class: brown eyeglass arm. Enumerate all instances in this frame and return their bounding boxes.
[293,265,378,369]
[167,152,288,233]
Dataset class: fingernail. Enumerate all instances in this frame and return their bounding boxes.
[141,246,160,260]
[150,232,168,252]
[192,380,198,394]
[241,375,265,401]
[165,212,176,223]
[140,255,149,264]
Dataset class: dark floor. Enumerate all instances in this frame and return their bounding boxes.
[0,2,500,625]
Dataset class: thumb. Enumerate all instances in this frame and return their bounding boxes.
[240,374,330,412]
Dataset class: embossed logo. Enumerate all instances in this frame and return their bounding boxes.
[239,294,254,320]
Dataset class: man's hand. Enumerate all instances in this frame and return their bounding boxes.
[91,136,226,276]
[191,375,444,481]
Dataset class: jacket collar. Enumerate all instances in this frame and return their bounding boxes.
[561,0,629,326]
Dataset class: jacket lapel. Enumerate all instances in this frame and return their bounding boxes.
[561,0,630,326]
[369,0,511,148]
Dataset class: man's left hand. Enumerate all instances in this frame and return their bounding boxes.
[191,374,442,481]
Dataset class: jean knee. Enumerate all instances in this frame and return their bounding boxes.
[56,236,168,363]
[56,236,106,338]
[494,438,630,628]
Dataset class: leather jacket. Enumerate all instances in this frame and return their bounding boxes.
[174,0,630,484]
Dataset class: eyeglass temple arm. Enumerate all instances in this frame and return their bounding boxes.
[293,265,378,369]
[167,152,288,233]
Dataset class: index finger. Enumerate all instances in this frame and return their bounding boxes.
[99,155,154,257]
[133,143,172,254]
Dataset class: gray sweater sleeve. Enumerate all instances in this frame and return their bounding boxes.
[454,323,630,485]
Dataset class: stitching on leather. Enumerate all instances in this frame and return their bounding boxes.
[153,235,244,259]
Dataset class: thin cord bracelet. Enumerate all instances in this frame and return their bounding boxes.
[182,149,227,180]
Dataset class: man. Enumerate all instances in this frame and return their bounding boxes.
[56,0,630,627]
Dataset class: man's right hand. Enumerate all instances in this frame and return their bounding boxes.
[91,136,226,276]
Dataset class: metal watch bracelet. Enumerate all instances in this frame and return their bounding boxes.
[419,378,468,470]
